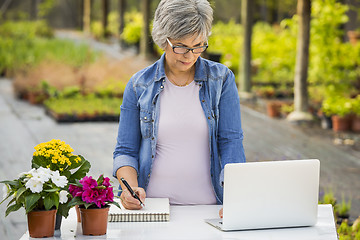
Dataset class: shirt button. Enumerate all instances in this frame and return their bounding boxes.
[152,137,154,140]
[152,155,154,158]
[144,117,147,120]
[208,117,211,120]
[160,85,164,89]
[202,100,205,102]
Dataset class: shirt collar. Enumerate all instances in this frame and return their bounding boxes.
[155,53,207,82]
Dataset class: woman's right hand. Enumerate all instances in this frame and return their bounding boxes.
[120,186,146,210]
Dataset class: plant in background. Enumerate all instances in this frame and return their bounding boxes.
[31,139,91,216]
[121,10,143,45]
[1,167,69,216]
[337,195,351,218]
[67,175,120,209]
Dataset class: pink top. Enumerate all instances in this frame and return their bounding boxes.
[146,78,217,205]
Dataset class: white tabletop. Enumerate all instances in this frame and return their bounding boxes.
[21,204,338,240]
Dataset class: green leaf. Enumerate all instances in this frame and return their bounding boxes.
[57,203,70,218]
[69,159,91,182]
[5,203,22,216]
[110,201,121,209]
[15,187,27,201]
[25,194,41,213]
[97,174,104,185]
[67,196,84,208]
[44,188,60,192]
[31,155,45,168]
[0,180,19,187]
[84,203,93,209]
[44,194,54,210]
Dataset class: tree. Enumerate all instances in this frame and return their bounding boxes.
[140,0,152,58]
[83,0,91,35]
[102,0,109,38]
[30,0,38,20]
[287,0,313,122]
[239,0,254,99]
[118,0,126,38]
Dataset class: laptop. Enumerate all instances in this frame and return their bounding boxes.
[206,159,320,231]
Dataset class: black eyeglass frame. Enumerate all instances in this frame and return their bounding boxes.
[166,38,208,54]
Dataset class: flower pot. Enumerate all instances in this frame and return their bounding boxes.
[332,115,351,132]
[80,206,109,235]
[266,101,282,118]
[75,205,81,222]
[347,31,360,46]
[351,115,360,132]
[27,209,57,238]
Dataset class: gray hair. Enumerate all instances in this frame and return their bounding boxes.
[152,0,213,49]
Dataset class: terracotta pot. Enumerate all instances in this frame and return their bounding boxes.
[351,115,360,132]
[80,206,109,235]
[332,115,351,132]
[27,209,57,238]
[266,101,282,118]
[347,31,360,46]
[75,205,81,222]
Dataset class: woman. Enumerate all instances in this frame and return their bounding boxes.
[113,0,246,214]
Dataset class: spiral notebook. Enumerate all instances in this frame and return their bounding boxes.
[108,198,170,222]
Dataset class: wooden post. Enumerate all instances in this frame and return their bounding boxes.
[239,0,254,99]
[287,0,313,122]
[118,0,126,36]
[140,0,152,58]
[83,0,91,35]
[102,0,109,38]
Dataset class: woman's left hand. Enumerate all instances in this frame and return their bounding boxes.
[219,208,223,218]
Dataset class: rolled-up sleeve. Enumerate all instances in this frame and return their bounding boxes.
[113,78,141,178]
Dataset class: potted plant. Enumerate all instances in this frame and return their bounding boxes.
[322,96,352,132]
[67,175,121,236]
[336,196,351,224]
[31,139,91,228]
[1,167,69,238]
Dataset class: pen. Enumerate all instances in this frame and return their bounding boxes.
[120,177,145,208]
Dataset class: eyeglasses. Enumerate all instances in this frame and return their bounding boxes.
[166,38,208,54]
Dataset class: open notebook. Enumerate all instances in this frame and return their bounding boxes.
[108,198,170,222]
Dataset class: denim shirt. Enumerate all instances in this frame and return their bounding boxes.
[113,53,246,204]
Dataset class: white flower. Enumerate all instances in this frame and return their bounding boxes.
[2,184,10,200]
[31,167,51,183]
[59,190,68,204]
[17,171,28,178]
[25,178,43,193]
[51,170,68,188]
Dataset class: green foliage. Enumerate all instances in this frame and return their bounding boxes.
[0,21,97,75]
[37,0,56,19]
[91,21,104,40]
[44,95,122,116]
[121,10,143,45]
[321,85,354,117]
[309,0,357,87]
[208,19,242,73]
[1,168,69,216]
[252,22,296,85]
[338,195,351,217]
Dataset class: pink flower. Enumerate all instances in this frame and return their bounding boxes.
[69,185,83,197]
[102,177,111,187]
[82,189,98,204]
[79,176,97,190]
[105,187,114,202]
